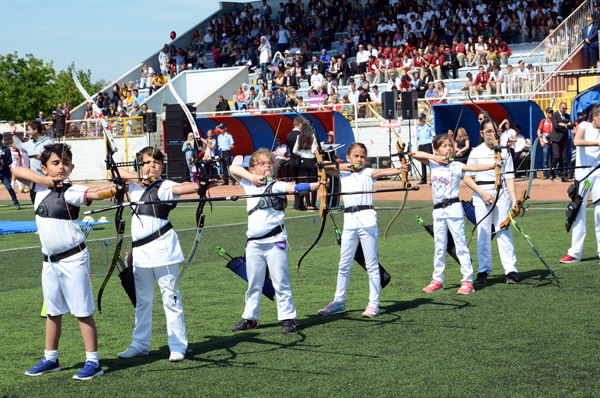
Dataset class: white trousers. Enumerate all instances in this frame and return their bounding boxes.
[568,176,600,258]
[473,192,518,275]
[432,217,473,283]
[131,265,188,354]
[334,226,380,307]
[243,241,296,321]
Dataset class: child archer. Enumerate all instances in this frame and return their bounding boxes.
[116,146,214,362]
[318,142,409,318]
[413,134,496,294]
[13,143,119,380]
[229,148,326,333]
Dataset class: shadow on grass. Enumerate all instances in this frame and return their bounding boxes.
[473,268,558,291]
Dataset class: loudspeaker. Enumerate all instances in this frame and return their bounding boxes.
[142,112,157,133]
[401,91,419,120]
[381,91,397,120]
[166,143,188,182]
[378,156,392,169]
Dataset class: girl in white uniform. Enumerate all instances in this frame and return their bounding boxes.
[464,121,519,284]
[413,134,496,294]
[117,147,207,363]
[318,142,409,318]
[560,104,600,263]
[13,144,118,380]
[229,148,325,334]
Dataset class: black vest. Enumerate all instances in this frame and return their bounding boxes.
[136,179,176,220]
[35,184,80,220]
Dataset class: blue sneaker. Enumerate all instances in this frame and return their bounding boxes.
[318,301,346,315]
[72,361,104,380]
[25,358,61,376]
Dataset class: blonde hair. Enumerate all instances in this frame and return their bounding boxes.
[249,148,275,169]
[456,127,468,139]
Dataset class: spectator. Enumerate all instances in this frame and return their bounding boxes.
[356,43,370,73]
[36,111,46,122]
[235,86,246,110]
[488,64,505,96]
[309,67,324,92]
[274,87,287,108]
[258,36,272,77]
[583,15,599,69]
[138,63,154,89]
[216,95,231,112]
[282,68,298,91]
[276,24,291,52]
[54,103,67,139]
[550,102,574,182]
[452,37,466,67]
[158,44,171,75]
[435,81,449,103]
[474,66,490,99]
[0,132,21,209]
[441,46,459,80]
[150,72,167,96]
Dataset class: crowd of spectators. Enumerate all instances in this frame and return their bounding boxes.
[168,0,576,114]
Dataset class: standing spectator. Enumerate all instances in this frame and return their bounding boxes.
[158,44,171,75]
[356,44,370,74]
[550,102,575,182]
[273,137,289,176]
[260,0,272,19]
[276,24,290,53]
[258,36,272,77]
[36,111,46,122]
[54,103,67,139]
[537,108,555,180]
[0,133,21,209]
[583,15,599,69]
[181,133,198,182]
[286,117,304,210]
[10,141,26,192]
[10,121,53,203]
[216,123,235,185]
[416,113,435,184]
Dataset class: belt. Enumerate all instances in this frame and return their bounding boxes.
[132,222,173,248]
[475,181,495,185]
[433,197,460,209]
[247,225,284,241]
[344,205,374,213]
[44,243,86,263]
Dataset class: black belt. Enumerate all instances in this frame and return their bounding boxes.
[344,205,374,213]
[44,243,86,263]
[475,181,495,185]
[247,225,284,241]
[132,222,173,248]
[433,197,460,209]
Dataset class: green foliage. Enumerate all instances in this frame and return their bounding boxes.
[0,52,104,122]
[1,200,599,397]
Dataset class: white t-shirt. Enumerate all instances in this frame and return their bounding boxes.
[430,161,465,219]
[466,143,514,192]
[241,179,288,241]
[35,184,89,255]
[500,128,516,147]
[575,121,600,181]
[129,180,184,267]
[340,168,377,229]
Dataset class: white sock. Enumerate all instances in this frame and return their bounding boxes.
[86,351,99,364]
[45,350,59,363]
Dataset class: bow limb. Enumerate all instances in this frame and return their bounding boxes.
[168,75,207,298]
[72,62,127,313]
[466,94,502,242]
[366,103,411,239]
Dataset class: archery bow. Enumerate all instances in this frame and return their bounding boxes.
[71,62,131,313]
[366,102,411,240]
[291,105,329,272]
[467,94,503,243]
[167,74,211,300]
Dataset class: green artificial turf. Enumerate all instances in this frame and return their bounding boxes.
[1,199,599,398]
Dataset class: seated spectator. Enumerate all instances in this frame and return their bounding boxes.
[461,72,476,96]
[370,84,382,109]
[474,65,490,98]
[435,81,449,103]
[265,89,276,109]
[282,68,298,91]
[286,87,299,107]
[387,71,400,91]
[494,38,511,65]
[138,63,154,89]
[309,67,324,92]
[245,86,258,109]
[271,70,284,90]
[357,86,371,118]
[489,64,505,96]
[216,95,231,112]
[150,72,167,96]
[292,61,305,82]
[410,71,426,98]
[424,82,436,102]
[235,86,246,110]
[235,47,252,68]
[273,87,286,108]
[325,73,338,95]
[452,37,466,67]
[366,56,379,84]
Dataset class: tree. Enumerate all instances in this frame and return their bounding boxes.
[0,52,103,122]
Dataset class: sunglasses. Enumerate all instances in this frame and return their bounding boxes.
[256,161,275,167]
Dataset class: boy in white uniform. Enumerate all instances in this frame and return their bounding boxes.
[560,104,600,263]
[117,147,208,362]
[13,143,118,380]
[318,143,409,318]
[229,148,325,333]
[413,134,496,294]
[464,121,520,284]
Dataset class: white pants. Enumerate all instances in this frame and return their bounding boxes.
[42,248,94,317]
[473,192,518,275]
[334,226,380,307]
[131,265,188,354]
[243,240,296,321]
[568,176,600,258]
[432,217,473,283]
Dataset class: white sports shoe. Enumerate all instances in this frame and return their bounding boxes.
[117,346,149,359]
[169,352,185,362]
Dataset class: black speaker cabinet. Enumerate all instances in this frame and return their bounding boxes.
[142,112,157,133]
[401,91,419,120]
[381,91,397,120]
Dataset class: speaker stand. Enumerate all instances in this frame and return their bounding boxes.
[405,115,421,181]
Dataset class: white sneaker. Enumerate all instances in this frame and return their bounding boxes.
[169,352,185,362]
[117,346,149,359]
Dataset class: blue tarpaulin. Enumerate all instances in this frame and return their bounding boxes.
[0,221,111,235]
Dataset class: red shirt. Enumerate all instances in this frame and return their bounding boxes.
[452,42,466,54]
[475,72,489,87]
[538,118,552,135]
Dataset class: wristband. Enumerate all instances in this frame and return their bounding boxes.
[294,183,311,191]
[98,188,117,199]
